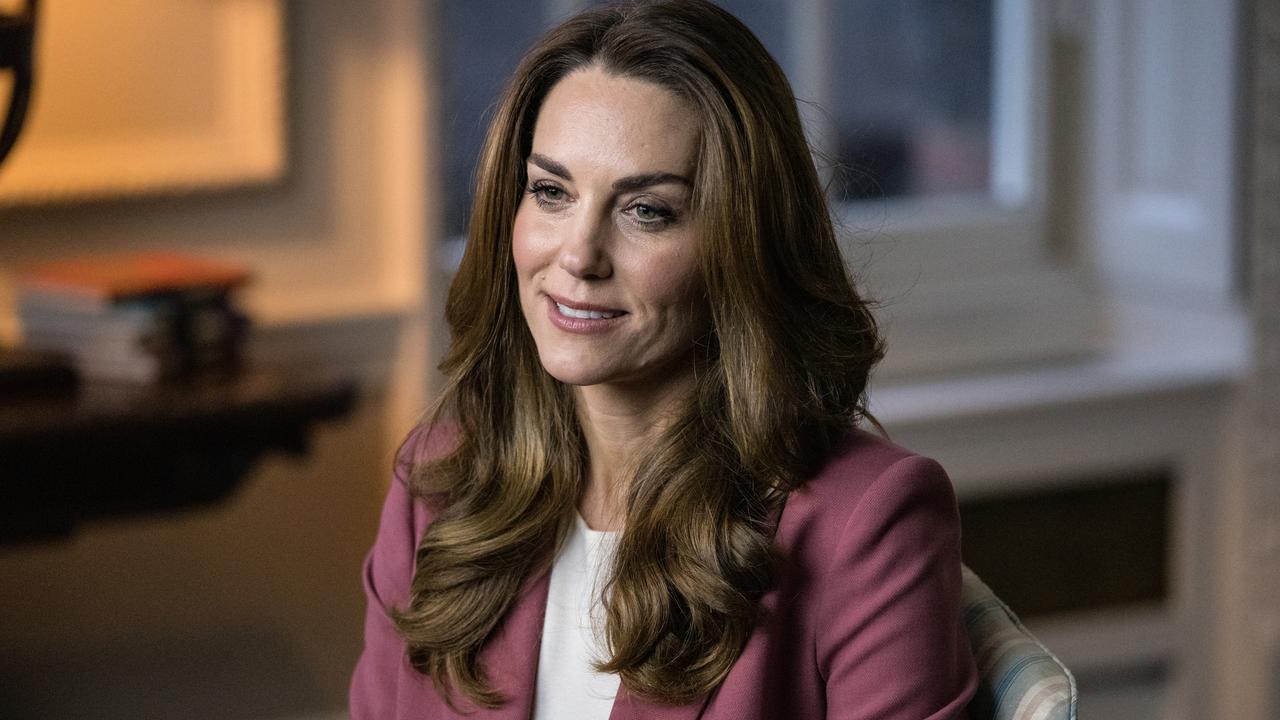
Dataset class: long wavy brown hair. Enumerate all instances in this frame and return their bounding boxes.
[392,0,884,708]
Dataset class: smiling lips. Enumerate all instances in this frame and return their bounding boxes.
[545,294,628,333]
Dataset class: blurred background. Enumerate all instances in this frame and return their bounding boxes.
[0,0,1275,718]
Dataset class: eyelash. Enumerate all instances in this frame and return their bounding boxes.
[525,180,679,230]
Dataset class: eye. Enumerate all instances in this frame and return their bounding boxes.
[633,204,661,221]
[527,180,568,208]
[625,199,677,229]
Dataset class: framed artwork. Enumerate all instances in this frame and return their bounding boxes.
[0,0,285,205]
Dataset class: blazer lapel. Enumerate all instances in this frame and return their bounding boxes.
[444,568,552,720]
[606,499,785,720]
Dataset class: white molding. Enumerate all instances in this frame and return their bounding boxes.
[991,0,1046,207]
[872,300,1247,436]
[1028,604,1173,674]
[873,299,1245,488]
[869,266,1107,381]
[1086,0,1240,301]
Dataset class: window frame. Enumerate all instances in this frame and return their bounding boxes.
[786,0,1099,378]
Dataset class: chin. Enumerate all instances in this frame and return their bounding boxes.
[532,345,624,387]
[537,358,615,387]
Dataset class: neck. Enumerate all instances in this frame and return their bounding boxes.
[573,368,694,531]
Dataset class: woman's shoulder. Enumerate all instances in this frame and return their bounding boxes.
[781,430,975,716]
[390,420,461,519]
[395,420,461,477]
[799,427,952,500]
[776,428,960,559]
[363,422,459,607]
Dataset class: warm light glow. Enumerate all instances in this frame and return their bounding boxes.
[25,0,221,142]
[0,72,12,120]
[0,0,285,203]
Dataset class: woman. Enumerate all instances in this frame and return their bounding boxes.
[351,1,978,718]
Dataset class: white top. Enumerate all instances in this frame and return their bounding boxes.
[532,513,622,720]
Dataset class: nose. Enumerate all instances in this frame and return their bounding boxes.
[557,206,612,280]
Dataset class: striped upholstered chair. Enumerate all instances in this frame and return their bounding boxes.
[961,566,1078,720]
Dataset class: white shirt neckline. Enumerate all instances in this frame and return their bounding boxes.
[532,512,622,720]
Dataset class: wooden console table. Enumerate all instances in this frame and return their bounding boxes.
[0,367,358,543]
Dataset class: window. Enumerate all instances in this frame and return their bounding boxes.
[810,1,996,202]
[440,0,1010,233]
[433,1,1239,379]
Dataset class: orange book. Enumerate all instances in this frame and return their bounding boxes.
[18,252,252,303]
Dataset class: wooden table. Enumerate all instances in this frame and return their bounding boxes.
[0,367,358,543]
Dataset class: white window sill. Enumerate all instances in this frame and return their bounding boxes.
[870,295,1248,494]
[871,297,1248,428]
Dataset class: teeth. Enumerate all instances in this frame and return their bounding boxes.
[556,302,620,320]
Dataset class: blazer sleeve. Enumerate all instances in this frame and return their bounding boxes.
[815,455,978,720]
[349,425,433,720]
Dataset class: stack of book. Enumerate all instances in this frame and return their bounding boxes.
[17,252,252,384]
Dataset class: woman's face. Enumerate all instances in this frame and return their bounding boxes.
[513,66,705,390]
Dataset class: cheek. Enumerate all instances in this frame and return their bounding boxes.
[638,244,704,315]
[510,204,543,286]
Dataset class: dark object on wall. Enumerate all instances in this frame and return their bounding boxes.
[0,0,37,166]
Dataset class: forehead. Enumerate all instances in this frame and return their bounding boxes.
[530,66,700,176]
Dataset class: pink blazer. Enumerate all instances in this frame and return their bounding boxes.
[350,426,977,719]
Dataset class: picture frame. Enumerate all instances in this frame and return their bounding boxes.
[0,0,285,205]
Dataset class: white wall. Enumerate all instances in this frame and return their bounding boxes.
[0,1,438,716]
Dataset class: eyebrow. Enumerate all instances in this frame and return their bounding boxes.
[528,153,690,193]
